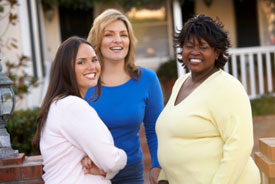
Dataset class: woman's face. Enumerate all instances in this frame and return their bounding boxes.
[75,43,101,97]
[182,37,219,74]
[100,20,130,64]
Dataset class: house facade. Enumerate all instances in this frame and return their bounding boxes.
[0,0,274,108]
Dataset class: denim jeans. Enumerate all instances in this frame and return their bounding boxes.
[111,161,144,184]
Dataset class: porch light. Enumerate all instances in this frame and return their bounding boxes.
[0,62,18,159]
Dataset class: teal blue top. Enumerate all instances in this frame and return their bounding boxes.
[85,67,163,168]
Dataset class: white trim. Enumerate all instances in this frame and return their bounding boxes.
[173,0,185,77]
[18,1,31,58]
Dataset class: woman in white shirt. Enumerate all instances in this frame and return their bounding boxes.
[32,36,127,184]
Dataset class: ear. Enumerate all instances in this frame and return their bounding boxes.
[215,50,221,60]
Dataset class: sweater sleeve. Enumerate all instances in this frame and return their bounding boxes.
[210,79,254,184]
[158,169,167,181]
[143,72,164,168]
[58,97,127,179]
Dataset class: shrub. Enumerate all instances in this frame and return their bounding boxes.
[6,108,40,156]
[156,58,178,83]
[251,95,275,116]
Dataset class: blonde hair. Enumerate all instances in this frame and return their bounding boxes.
[87,9,140,80]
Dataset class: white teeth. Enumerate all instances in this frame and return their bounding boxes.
[85,73,95,78]
[190,59,202,63]
[111,47,122,50]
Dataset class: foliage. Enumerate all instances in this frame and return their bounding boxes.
[41,0,165,11]
[6,108,40,156]
[251,95,275,116]
[5,56,39,99]
[0,0,38,100]
[42,0,93,11]
[156,58,178,83]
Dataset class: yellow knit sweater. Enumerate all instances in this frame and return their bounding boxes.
[156,70,260,184]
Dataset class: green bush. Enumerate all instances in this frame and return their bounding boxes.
[251,95,275,116]
[6,108,40,156]
[156,58,178,83]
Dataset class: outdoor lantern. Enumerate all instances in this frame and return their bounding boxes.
[0,62,18,159]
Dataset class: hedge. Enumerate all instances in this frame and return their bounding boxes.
[5,108,40,156]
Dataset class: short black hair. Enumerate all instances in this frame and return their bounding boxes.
[174,14,231,69]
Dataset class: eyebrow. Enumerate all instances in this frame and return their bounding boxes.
[186,40,208,44]
[104,30,128,33]
[76,56,97,60]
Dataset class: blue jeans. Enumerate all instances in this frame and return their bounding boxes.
[111,161,144,184]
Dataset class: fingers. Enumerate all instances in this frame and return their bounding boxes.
[81,156,87,166]
[81,156,92,169]
[86,158,92,168]
[83,167,88,174]
[81,156,107,176]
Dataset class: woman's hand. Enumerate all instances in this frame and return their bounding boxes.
[81,156,106,176]
[150,167,161,184]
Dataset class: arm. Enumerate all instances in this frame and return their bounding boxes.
[150,167,161,184]
[81,156,106,176]
[210,82,254,184]
[143,72,164,183]
[59,98,127,179]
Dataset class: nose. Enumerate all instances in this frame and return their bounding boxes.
[87,61,96,70]
[113,34,122,43]
[190,47,200,55]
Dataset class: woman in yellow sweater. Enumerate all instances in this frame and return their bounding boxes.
[156,14,260,184]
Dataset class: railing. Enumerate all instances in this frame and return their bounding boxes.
[179,45,275,99]
[225,46,275,99]
[30,46,275,109]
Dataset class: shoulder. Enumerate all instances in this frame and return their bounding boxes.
[139,67,158,79]
[55,96,86,107]
[137,67,162,90]
[215,70,246,93]
[54,96,96,113]
[210,70,249,102]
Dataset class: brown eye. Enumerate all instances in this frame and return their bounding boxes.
[185,45,193,49]
[91,58,98,63]
[77,60,85,65]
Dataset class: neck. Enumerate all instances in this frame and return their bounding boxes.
[190,67,219,84]
[80,89,87,99]
[102,59,125,75]
[101,59,130,86]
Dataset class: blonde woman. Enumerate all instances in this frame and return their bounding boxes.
[84,9,163,184]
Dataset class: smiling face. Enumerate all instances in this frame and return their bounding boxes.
[75,43,101,97]
[100,20,130,64]
[182,37,219,75]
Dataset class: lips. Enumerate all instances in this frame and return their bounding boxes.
[84,73,96,79]
[190,58,202,63]
[110,46,123,51]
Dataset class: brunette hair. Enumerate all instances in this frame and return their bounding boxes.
[174,14,231,69]
[87,9,141,80]
[32,36,101,152]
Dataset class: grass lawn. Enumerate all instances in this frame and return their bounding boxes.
[251,95,275,116]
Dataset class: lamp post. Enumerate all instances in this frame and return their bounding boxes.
[0,62,18,159]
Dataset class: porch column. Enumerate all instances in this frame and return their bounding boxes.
[172,0,185,77]
[18,0,46,108]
